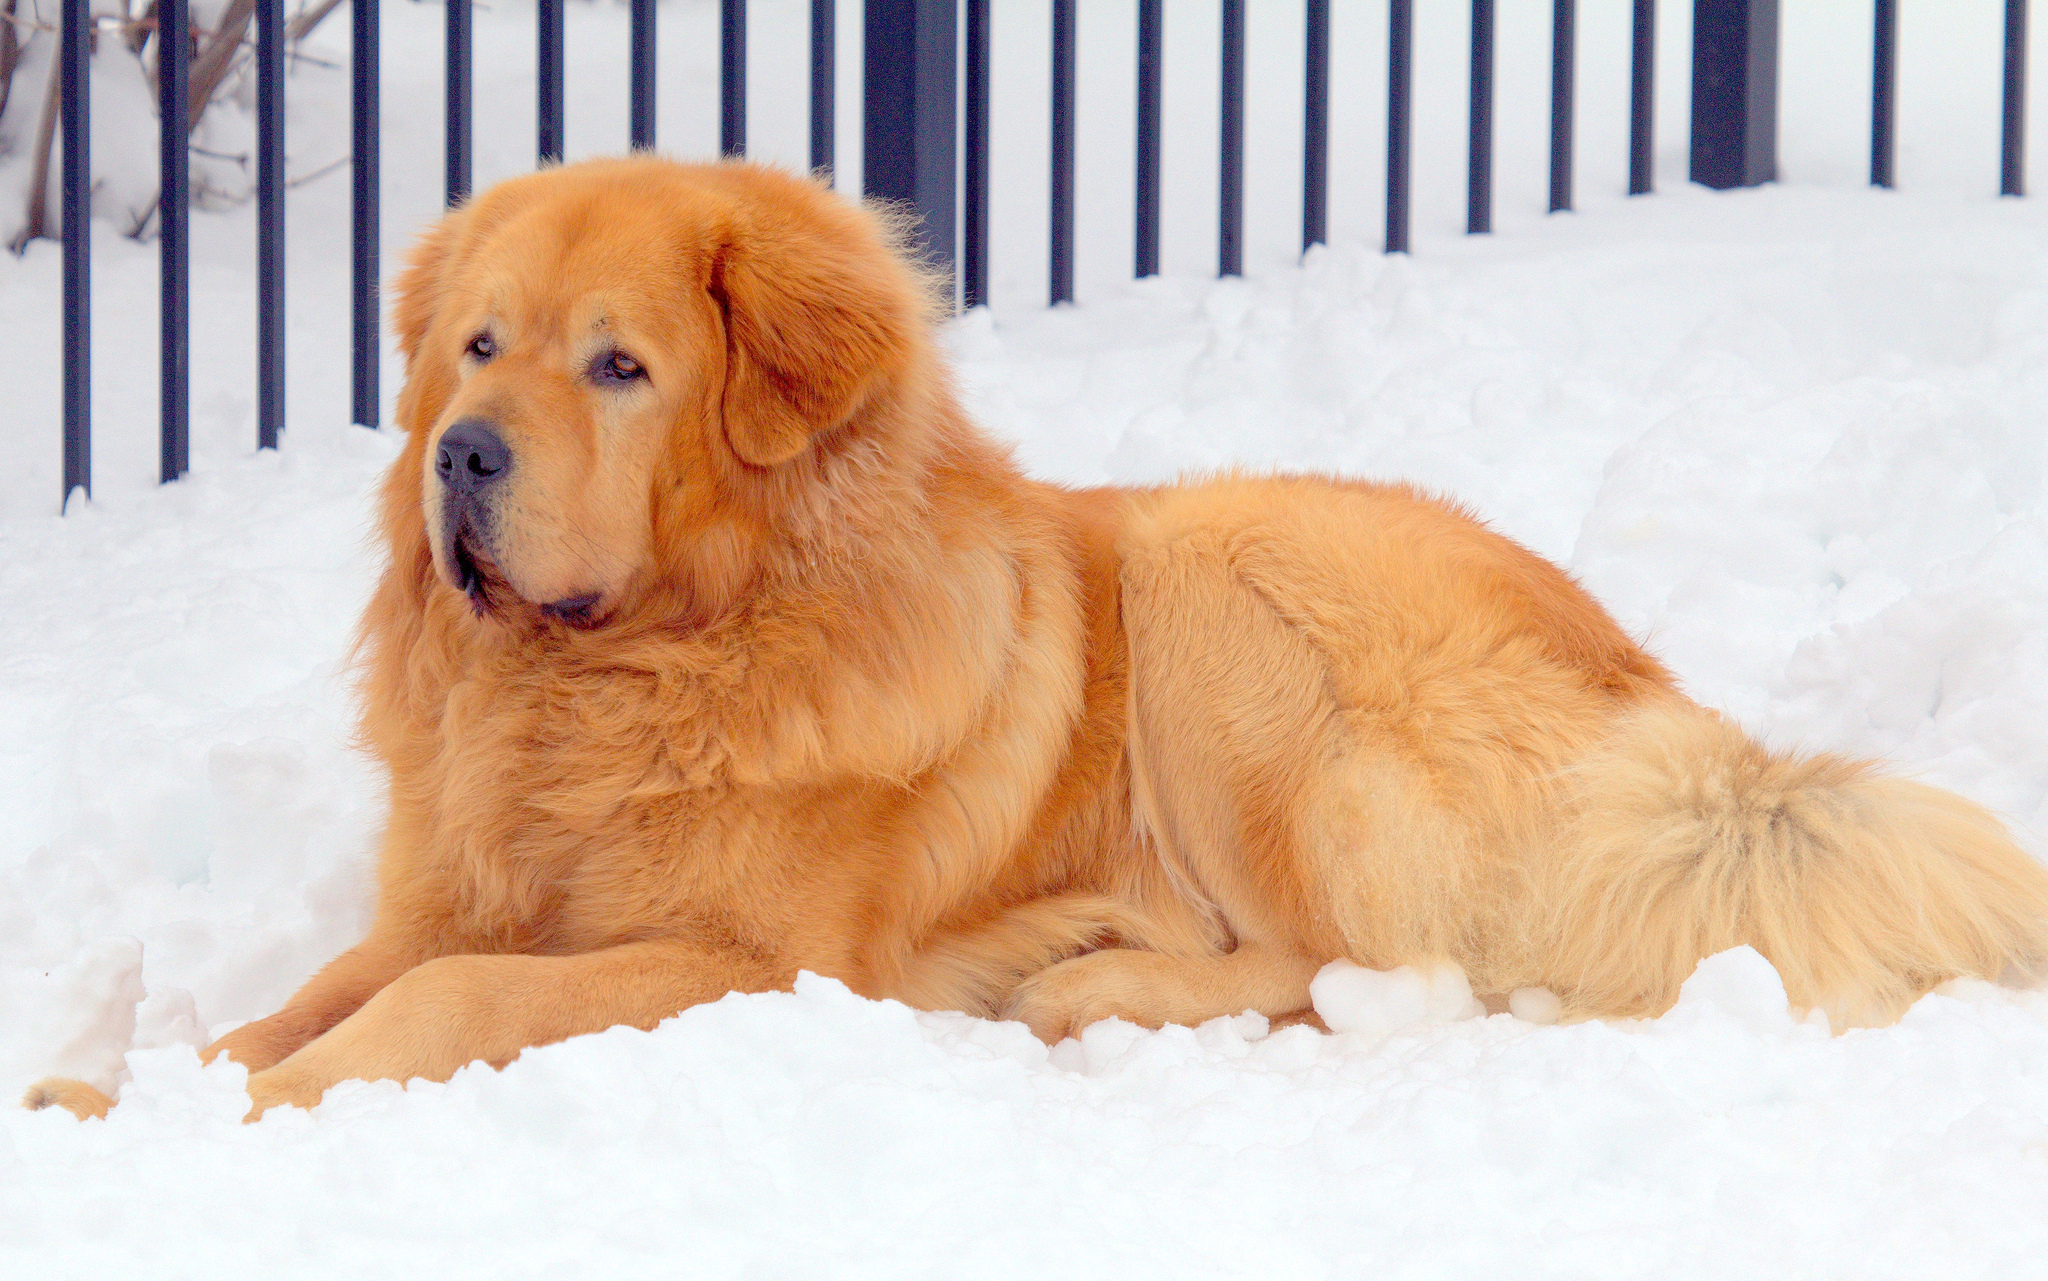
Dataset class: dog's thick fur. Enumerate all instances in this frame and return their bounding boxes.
[30,158,2048,1121]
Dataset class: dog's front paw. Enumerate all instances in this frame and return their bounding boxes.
[241,1065,329,1123]
[22,1077,114,1121]
[201,1013,309,1075]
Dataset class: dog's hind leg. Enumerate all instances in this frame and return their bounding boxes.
[1007,507,1363,1041]
[1006,943,1326,1042]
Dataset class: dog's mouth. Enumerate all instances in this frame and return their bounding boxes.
[449,523,504,618]
[451,533,485,607]
[444,518,605,630]
[539,593,602,628]
[441,503,511,617]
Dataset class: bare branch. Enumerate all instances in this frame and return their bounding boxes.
[186,0,253,122]
[27,0,350,247]
[8,49,60,254]
[284,0,338,42]
[0,0,19,124]
[0,5,53,34]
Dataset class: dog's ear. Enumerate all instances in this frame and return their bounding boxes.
[392,206,470,368]
[710,201,930,468]
[390,210,470,437]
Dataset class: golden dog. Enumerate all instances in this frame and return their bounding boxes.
[29,158,2048,1122]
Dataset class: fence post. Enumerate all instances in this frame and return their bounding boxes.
[161,0,190,482]
[1690,0,1777,189]
[353,0,378,428]
[1469,0,1492,233]
[1304,0,1330,252]
[1629,0,1653,193]
[1550,0,1575,211]
[809,0,833,171]
[863,0,956,292]
[256,0,283,451]
[448,0,472,199]
[1135,0,1162,278]
[62,0,88,507]
[1871,0,1895,188]
[1219,0,1243,276]
[722,0,745,156]
[538,0,563,162]
[2003,0,2027,196]
[963,0,989,305]
[631,0,655,150]
[1386,0,1411,254]
[1050,0,1075,303]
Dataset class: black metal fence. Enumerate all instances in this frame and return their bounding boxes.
[32,0,2036,510]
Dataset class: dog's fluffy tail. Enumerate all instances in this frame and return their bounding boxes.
[1536,701,2048,1027]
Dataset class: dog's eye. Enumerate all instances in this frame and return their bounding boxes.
[466,332,497,361]
[593,352,645,384]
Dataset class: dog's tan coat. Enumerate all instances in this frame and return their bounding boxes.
[30,159,2048,1121]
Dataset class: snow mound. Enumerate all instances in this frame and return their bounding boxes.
[1310,959,1487,1041]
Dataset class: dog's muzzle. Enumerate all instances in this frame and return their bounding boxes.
[434,419,513,611]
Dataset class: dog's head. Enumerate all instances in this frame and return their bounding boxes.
[385,158,938,630]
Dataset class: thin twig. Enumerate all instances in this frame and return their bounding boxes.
[286,152,347,188]
[199,33,338,68]
[1,8,161,39]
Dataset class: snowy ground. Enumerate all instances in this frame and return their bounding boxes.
[6,1,2048,1276]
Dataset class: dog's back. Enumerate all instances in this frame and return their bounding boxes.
[1050,472,2048,1033]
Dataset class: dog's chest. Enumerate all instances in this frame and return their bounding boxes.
[416,669,751,946]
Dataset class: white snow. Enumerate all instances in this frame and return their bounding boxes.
[4,0,2048,1275]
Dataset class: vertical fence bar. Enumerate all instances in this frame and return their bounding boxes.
[723,0,746,155]
[964,0,989,305]
[1219,0,1244,277]
[1304,0,1329,252]
[1386,0,1411,254]
[864,0,957,287]
[160,0,189,483]
[1871,0,1895,187]
[1691,0,1778,189]
[447,0,471,199]
[2004,0,2027,195]
[1550,0,1575,211]
[1468,0,1493,233]
[1629,0,1654,193]
[1050,0,1075,302]
[257,0,283,450]
[353,0,378,428]
[631,0,655,149]
[538,0,563,162]
[810,0,834,170]
[61,0,88,506]
[1135,0,1162,278]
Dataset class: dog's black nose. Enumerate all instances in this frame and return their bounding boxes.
[436,420,512,493]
